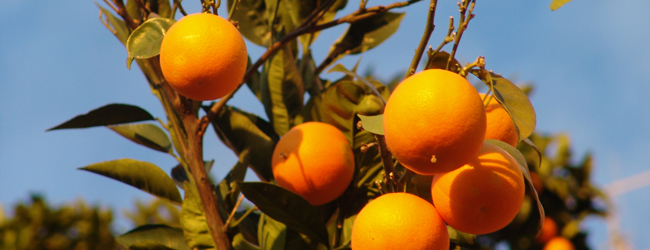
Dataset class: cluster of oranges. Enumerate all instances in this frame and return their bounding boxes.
[159,12,536,250]
[351,69,527,249]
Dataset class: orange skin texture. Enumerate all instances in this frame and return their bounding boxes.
[537,217,558,244]
[543,237,575,250]
[431,142,525,235]
[480,93,519,147]
[351,193,449,250]
[384,69,487,175]
[160,13,247,101]
[271,122,354,206]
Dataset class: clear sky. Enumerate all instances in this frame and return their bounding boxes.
[1,0,649,249]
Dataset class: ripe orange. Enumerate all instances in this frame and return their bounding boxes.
[160,13,248,101]
[431,142,525,235]
[480,93,519,147]
[543,237,575,250]
[351,193,449,250]
[383,69,486,175]
[271,122,354,206]
[537,217,558,244]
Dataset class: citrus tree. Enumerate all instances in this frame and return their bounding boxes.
[43,0,607,249]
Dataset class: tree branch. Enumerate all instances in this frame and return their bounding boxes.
[405,0,437,78]
[200,0,421,134]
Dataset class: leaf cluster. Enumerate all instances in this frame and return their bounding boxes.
[44,0,599,249]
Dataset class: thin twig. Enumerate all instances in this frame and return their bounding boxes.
[200,0,420,135]
[223,194,245,231]
[110,0,138,29]
[375,135,399,192]
[405,0,437,78]
[424,16,454,69]
[227,0,240,20]
[173,0,188,17]
[446,0,476,71]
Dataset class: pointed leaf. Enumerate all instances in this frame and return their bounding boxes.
[550,0,573,10]
[474,72,536,139]
[302,78,389,149]
[181,182,216,250]
[126,18,176,60]
[233,233,261,250]
[228,0,271,46]
[323,12,404,69]
[171,160,215,189]
[80,159,182,204]
[258,214,287,250]
[109,123,172,153]
[261,46,305,136]
[357,114,384,135]
[117,224,189,250]
[48,104,154,131]
[328,64,386,103]
[207,105,277,181]
[238,182,330,248]
[218,151,249,211]
[97,3,131,45]
[426,51,460,71]
[485,139,545,232]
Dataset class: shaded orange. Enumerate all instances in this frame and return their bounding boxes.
[537,217,558,244]
[480,93,519,147]
[351,193,449,250]
[271,122,354,206]
[543,237,575,250]
[384,69,487,175]
[160,13,247,101]
[431,142,525,235]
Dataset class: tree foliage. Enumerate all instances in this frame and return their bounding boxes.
[31,0,603,249]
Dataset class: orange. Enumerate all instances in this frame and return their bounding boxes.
[480,93,519,147]
[537,217,558,244]
[383,69,486,175]
[431,142,525,235]
[271,122,354,206]
[160,13,247,101]
[543,237,575,250]
[351,193,449,250]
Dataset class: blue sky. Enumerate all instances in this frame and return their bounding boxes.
[1,0,649,249]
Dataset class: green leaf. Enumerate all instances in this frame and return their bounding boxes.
[328,64,386,103]
[302,78,389,148]
[238,182,330,248]
[261,46,305,136]
[233,233,261,250]
[485,139,545,233]
[127,243,176,250]
[117,224,189,250]
[258,214,287,250]
[48,104,154,131]
[475,72,536,140]
[322,12,405,69]
[171,160,215,189]
[447,226,476,246]
[181,182,216,250]
[207,105,277,181]
[357,114,384,135]
[126,18,176,60]
[97,3,131,45]
[426,51,459,71]
[217,151,249,211]
[228,0,271,46]
[130,0,173,19]
[550,0,573,10]
[108,123,172,154]
[79,159,182,204]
